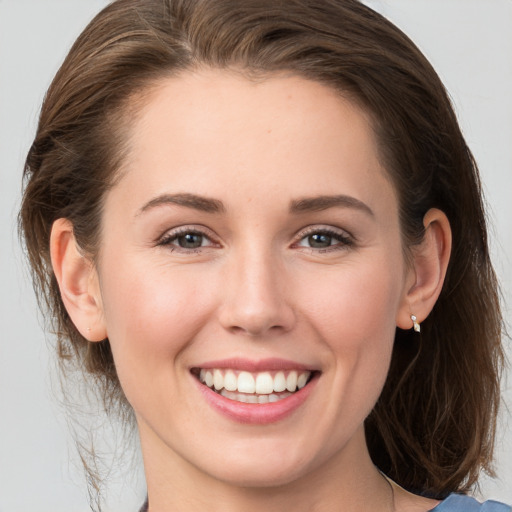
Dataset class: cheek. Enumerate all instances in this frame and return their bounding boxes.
[97,258,216,385]
[299,258,403,346]
[296,256,403,407]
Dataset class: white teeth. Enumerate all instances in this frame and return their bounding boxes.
[237,371,256,393]
[255,372,274,394]
[224,370,238,391]
[197,368,312,396]
[286,371,298,392]
[213,369,224,391]
[220,389,293,403]
[297,372,308,389]
[273,371,287,392]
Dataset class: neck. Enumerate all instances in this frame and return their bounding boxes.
[141,425,394,512]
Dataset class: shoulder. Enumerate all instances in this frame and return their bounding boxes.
[431,494,511,512]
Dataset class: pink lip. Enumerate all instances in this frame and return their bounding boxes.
[192,357,315,372]
[193,370,320,425]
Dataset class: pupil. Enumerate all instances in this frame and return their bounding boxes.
[309,233,331,248]
[178,233,203,248]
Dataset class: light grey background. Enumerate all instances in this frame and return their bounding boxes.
[1,1,511,511]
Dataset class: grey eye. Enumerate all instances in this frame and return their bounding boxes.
[307,233,333,248]
[177,233,204,248]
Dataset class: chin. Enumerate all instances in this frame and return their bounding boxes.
[204,460,310,489]
[186,437,326,489]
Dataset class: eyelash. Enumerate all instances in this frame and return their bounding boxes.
[293,226,354,253]
[157,226,219,252]
[157,225,354,253]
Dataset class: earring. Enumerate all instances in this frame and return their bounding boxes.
[411,315,421,333]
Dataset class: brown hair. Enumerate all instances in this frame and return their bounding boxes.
[19,0,504,502]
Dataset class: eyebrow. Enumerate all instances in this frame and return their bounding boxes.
[137,192,373,217]
[137,193,226,215]
[290,195,374,217]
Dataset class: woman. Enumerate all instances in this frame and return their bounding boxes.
[19,0,510,511]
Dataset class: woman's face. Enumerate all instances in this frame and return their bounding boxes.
[95,70,413,486]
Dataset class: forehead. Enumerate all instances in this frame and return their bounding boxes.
[112,69,396,216]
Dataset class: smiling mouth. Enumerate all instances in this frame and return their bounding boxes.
[192,368,316,404]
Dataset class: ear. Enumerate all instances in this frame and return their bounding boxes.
[50,218,107,342]
[396,208,452,330]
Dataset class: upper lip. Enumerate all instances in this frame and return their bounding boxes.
[191,357,317,373]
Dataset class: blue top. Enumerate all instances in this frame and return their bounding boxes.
[139,494,511,511]
[431,494,511,511]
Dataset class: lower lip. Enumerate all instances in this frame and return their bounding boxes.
[194,373,319,425]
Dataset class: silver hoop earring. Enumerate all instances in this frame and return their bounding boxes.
[411,315,421,333]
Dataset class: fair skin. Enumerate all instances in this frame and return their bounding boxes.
[51,70,451,512]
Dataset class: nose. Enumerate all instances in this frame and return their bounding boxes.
[218,248,296,337]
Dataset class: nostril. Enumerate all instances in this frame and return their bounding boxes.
[221,307,295,337]
[228,323,286,337]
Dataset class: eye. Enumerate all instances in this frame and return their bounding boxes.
[295,227,353,251]
[174,232,207,249]
[158,227,217,251]
[305,233,335,249]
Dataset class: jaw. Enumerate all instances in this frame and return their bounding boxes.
[139,410,382,512]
